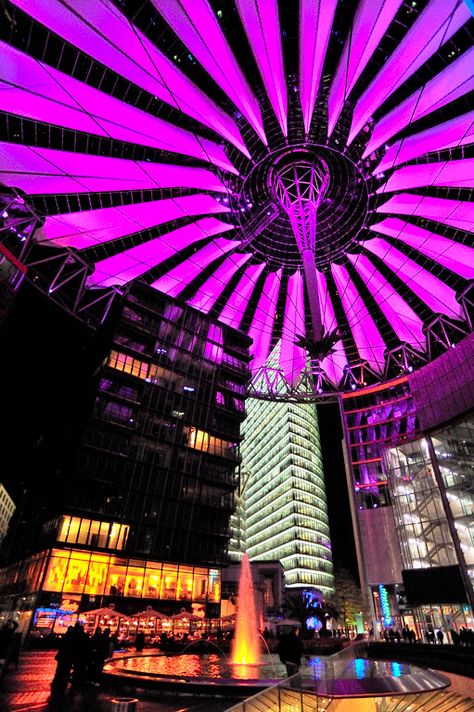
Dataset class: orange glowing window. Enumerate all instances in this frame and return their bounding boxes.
[177,566,193,601]
[43,550,69,592]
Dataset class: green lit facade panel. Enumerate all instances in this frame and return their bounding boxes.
[236,398,334,594]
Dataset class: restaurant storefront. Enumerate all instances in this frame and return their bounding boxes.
[0,546,222,638]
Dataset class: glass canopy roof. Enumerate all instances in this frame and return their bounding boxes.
[0,0,473,395]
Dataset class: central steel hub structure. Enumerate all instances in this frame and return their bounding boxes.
[270,154,331,340]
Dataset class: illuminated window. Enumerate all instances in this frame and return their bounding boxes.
[84,555,109,595]
[208,569,221,602]
[192,568,208,601]
[125,566,144,597]
[177,566,193,601]
[161,566,178,600]
[144,563,162,599]
[106,560,127,596]
[63,552,90,594]
[44,550,69,592]
[56,516,129,551]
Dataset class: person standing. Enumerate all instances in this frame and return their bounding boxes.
[51,626,75,691]
[277,627,304,678]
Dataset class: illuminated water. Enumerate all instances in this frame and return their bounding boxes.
[109,654,416,682]
[231,553,261,667]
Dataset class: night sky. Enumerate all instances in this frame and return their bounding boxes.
[0,283,358,581]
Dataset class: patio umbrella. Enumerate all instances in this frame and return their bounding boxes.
[171,611,202,621]
[131,609,168,619]
[79,606,129,619]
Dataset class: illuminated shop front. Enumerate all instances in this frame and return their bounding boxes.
[0,545,222,637]
[43,548,221,603]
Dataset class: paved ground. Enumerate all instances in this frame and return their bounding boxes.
[0,651,240,712]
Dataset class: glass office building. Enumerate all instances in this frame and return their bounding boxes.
[238,397,334,593]
[343,334,474,639]
[0,284,250,633]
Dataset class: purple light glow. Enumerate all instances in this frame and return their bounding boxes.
[219,263,266,329]
[248,270,282,372]
[10,0,249,156]
[280,271,306,385]
[362,236,463,318]
[370,218,474,280]
[346,252,425,348]
[40,195,229,249]
[331,262,386,372]
[327,0,403,137]
[152,0,266,145]
[300,0,338,135]
[151,237,240,298]
[315,270,347,385]
[349,0,469,144]
[0,143,227,195]
[0,42,238,175]
[377,193,474,233]
[186,253,252,313]
[377,158,474,193]
[87,217,234,287]
[364,47,474,156]
[236,0,287,136]
[374,111,474,172]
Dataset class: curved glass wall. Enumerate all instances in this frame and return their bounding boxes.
[238,398,334,592]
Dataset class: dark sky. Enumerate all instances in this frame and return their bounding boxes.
[0,283,359,581]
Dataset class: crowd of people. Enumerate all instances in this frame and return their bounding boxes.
[378,625,474,646]
[51,622,115,691]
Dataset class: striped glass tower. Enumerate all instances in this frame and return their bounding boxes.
[239,397,334,593]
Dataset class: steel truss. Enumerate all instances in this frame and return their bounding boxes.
[0,186,120,327]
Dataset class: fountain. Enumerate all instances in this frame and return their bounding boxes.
[231,553,261,667]
[103,556,451,700]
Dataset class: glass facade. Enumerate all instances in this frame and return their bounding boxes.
[385,414,474,596]
[55,285,250,568]
[0,285,251,630]
[341,377,418,511]
[236,398,334,592]
[42,548,220,603]
[0,547,220,604]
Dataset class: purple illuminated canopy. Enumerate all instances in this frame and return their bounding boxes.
[0,0,472,393]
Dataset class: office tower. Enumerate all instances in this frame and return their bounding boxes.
[0,284,251,633]
[239,397,334,594]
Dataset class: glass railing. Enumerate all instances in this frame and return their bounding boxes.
[224,642,368,712]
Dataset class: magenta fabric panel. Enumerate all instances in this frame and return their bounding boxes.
[10,0,248,155]
[365,48,474,155]
[349,0,469,144]
[248,270,282,372]
[370,217,474,280]
[347,252,425,348]
[377,159,474,193]
[0,43,238,174]
[236,0,287,136]
[374,112,474,172]
[331,262,386,372]
[376,193,474,233]
[152,0,266,145]
[219,263,266,329]
[280,270,307,385]
[151,237,240,298]
[41,195,229,249]
[87,218,234,288]
[300,0,338,135]
[328,0,403,137]
[0,143,227,195]
[315,270,348,386]
[362,236,463,318]
[186,253,252,313]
